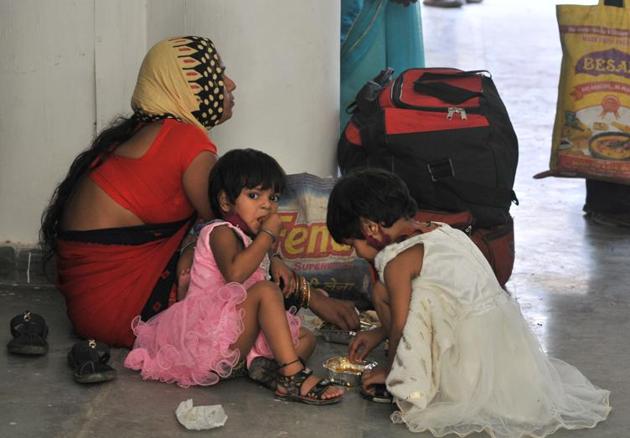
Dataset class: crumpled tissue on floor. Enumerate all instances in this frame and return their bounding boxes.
[175,399,227,430]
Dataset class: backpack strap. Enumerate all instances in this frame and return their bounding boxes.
[413,81,481,105]
[427,159,518,208]
[436,178,519,208]
[413,70,487,105]
[414,70,490,81]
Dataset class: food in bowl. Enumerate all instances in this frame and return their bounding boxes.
[323,356,376,387]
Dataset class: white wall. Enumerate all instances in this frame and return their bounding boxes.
[94,1,147,132]
[0,0,339,244]
[145,0,340,175]
[0,0,96,245]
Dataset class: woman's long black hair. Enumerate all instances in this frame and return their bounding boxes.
[40,115,142,262]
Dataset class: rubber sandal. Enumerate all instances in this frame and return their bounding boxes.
[7,311,49,356]
[275,359,343,406]
[248,357,308,390]
[360,383,393,403]
[67,339,117,384]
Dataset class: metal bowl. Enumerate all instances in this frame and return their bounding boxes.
[322,356,376,387]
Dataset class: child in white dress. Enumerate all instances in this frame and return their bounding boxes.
[326,168,610,437]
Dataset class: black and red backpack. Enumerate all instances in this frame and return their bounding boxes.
[339,67,519,228]
[338,68,519,285]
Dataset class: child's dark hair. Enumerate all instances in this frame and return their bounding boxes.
[208,148,286,218]
[327,168,417,243]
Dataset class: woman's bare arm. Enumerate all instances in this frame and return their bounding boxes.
[183,151,216,221]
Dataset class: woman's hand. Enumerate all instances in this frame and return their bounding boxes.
[361,366,388,392]
[308,289,360,330]
[348,327,386,362]
[270,256,296,296]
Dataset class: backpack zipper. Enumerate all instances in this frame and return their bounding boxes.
[447,107,468,120]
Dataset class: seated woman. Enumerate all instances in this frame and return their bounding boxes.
[40,36,229,347]
[41,35,360,350]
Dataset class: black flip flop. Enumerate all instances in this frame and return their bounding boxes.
[67,339,117,384]
[360,383,393,403]
[7,311,49,356]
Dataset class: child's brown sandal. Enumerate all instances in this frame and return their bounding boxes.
[275,359,343,406]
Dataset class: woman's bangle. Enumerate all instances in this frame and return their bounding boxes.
[297,275,311,309]
[259,228,277,243]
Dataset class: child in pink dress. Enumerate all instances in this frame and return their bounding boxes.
[125,149,343,405]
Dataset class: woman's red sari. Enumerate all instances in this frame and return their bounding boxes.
[57,220,190,347]
[56,120,216,347]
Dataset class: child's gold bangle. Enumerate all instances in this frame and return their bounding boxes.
[259,228,277,243]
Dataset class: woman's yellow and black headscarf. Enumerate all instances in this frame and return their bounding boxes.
[131,36,226,131]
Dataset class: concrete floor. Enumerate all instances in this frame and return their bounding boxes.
[2,1,628,437]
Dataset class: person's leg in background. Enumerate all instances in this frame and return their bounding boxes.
[583,0,630,227]
[584,180,630,227]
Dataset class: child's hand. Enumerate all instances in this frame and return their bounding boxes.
[309,291,360,331]
[270,257,296,296]
[261,212,282,237]
[348,327,386,363]
[361,366,387,391]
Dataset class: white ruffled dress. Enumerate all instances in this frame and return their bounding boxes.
[374,224,610,437]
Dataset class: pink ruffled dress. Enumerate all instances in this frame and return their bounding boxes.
[124,220,302,387]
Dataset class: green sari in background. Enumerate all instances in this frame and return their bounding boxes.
[341,0,425,129]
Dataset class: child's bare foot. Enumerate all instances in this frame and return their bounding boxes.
[275,359,344,405]
[177,268,191,301]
